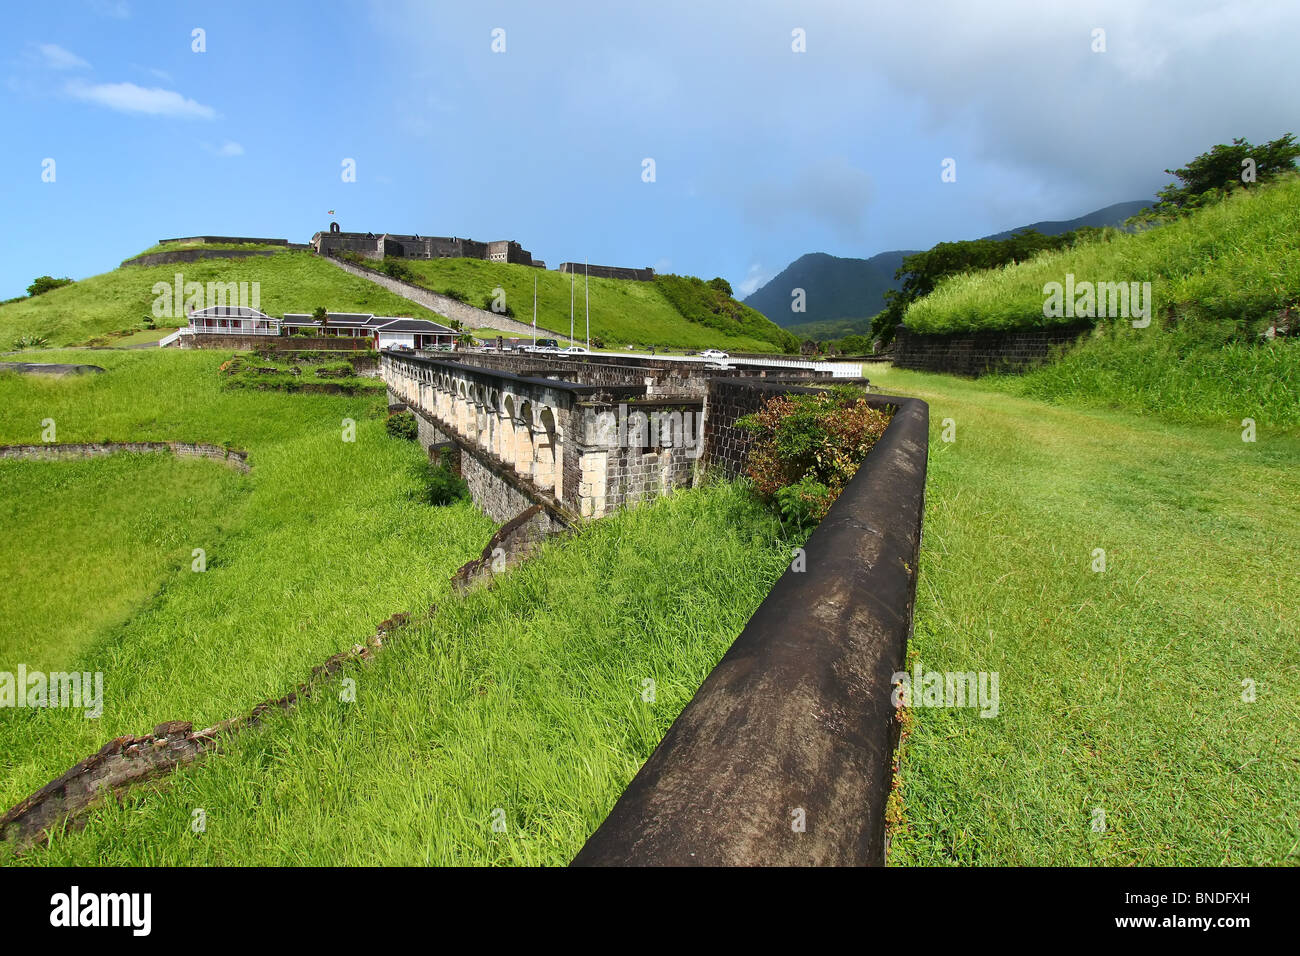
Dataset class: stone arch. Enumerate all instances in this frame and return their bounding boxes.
[514,400,535,479]
[500,394,518,465]
[537,405,560,496]
[329,222,340,234]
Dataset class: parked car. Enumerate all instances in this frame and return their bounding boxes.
[700,348,729,360]
[562,346,589,354]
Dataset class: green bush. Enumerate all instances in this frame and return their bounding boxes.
[27,276,74,297]
[422,459,469,506]
[385,411,418,440]
[737,385,891,525]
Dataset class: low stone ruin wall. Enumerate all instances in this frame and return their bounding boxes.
[0,442,250,472]
[891,323,1091,376]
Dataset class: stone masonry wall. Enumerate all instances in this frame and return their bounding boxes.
[703,378,869,480]
[176,334,374,351]
[0,442,250,472]
[891,323,1091,376]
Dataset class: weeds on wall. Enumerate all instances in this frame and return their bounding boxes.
[737,385,891,526]
[385,411,418,441]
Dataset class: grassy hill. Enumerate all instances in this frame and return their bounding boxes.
[898,177,1300,426]
[0,251,450,349]
[906,176,1300,335]
[381,257,793,353]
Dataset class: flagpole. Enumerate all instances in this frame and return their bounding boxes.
[532,275,538,349]
[585,258,590,351]
[570,273,575,346]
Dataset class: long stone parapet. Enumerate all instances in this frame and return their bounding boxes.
[573,391,929,866]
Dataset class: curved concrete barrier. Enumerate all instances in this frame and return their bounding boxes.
[573,393,928,866]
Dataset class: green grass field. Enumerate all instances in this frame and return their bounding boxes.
[7,480,800,866]
[0,454,246,672]
[391,257,784,353]
[0,349,495,816]
[871,365,1299,865]
[0,350,803,865]
[905,175,1300,334]
[0,251,449,349]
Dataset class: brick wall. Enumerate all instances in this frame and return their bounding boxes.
[891,323,1091,376]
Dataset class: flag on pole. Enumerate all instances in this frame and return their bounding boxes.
[327,210,335,216]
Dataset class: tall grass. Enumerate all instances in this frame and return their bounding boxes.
[993,327,1300,426]
[0,349,494,810]
[5,481,803,866]
[905,176,1300,334]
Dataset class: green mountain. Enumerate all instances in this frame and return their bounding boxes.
[745,200,1151,335]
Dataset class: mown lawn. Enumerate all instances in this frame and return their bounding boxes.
[871,366,1299,865]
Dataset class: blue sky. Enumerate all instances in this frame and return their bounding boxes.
[2,0,1298,300]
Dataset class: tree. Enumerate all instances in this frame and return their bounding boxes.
[312,306,328,334]
[1148,134,1299,217]
[27,275,73,297]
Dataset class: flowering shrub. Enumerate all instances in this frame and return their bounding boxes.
[737,386,891,525]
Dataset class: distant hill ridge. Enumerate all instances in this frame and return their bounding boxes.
[745,200,1150,333]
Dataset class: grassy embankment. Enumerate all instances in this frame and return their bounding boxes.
[904,176,1300,424]
[0,251,450,349]
[0,349,494,815]
[872,363,1298,865]
[0,349,802,865]
[388,257,791,353]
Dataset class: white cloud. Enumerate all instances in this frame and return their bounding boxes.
[88,0,131,19]
[65,80,216,119]
[217,141,244,156]
[38,44,90,70]
[736,263,770,298]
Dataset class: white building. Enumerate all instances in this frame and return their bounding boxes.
[187,306,280,335]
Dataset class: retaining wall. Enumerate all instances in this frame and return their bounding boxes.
[121,248,282,268]
[891,323,1091,376]
[175,334,374,351]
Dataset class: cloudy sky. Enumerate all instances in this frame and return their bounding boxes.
[2,0,1297,299]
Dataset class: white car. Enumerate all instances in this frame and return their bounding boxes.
[701,349,729,360]
[562,346,589,354]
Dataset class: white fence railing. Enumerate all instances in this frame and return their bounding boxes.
[600,351,863,379]
[157,329,187,348]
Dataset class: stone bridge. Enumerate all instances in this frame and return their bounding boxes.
[381,351,706,522]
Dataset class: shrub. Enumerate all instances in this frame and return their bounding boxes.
[422,459,468,506]
[27,276,73,297]
[738,385,891,525]
[11,335,50,350]
[385,411,418,441]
